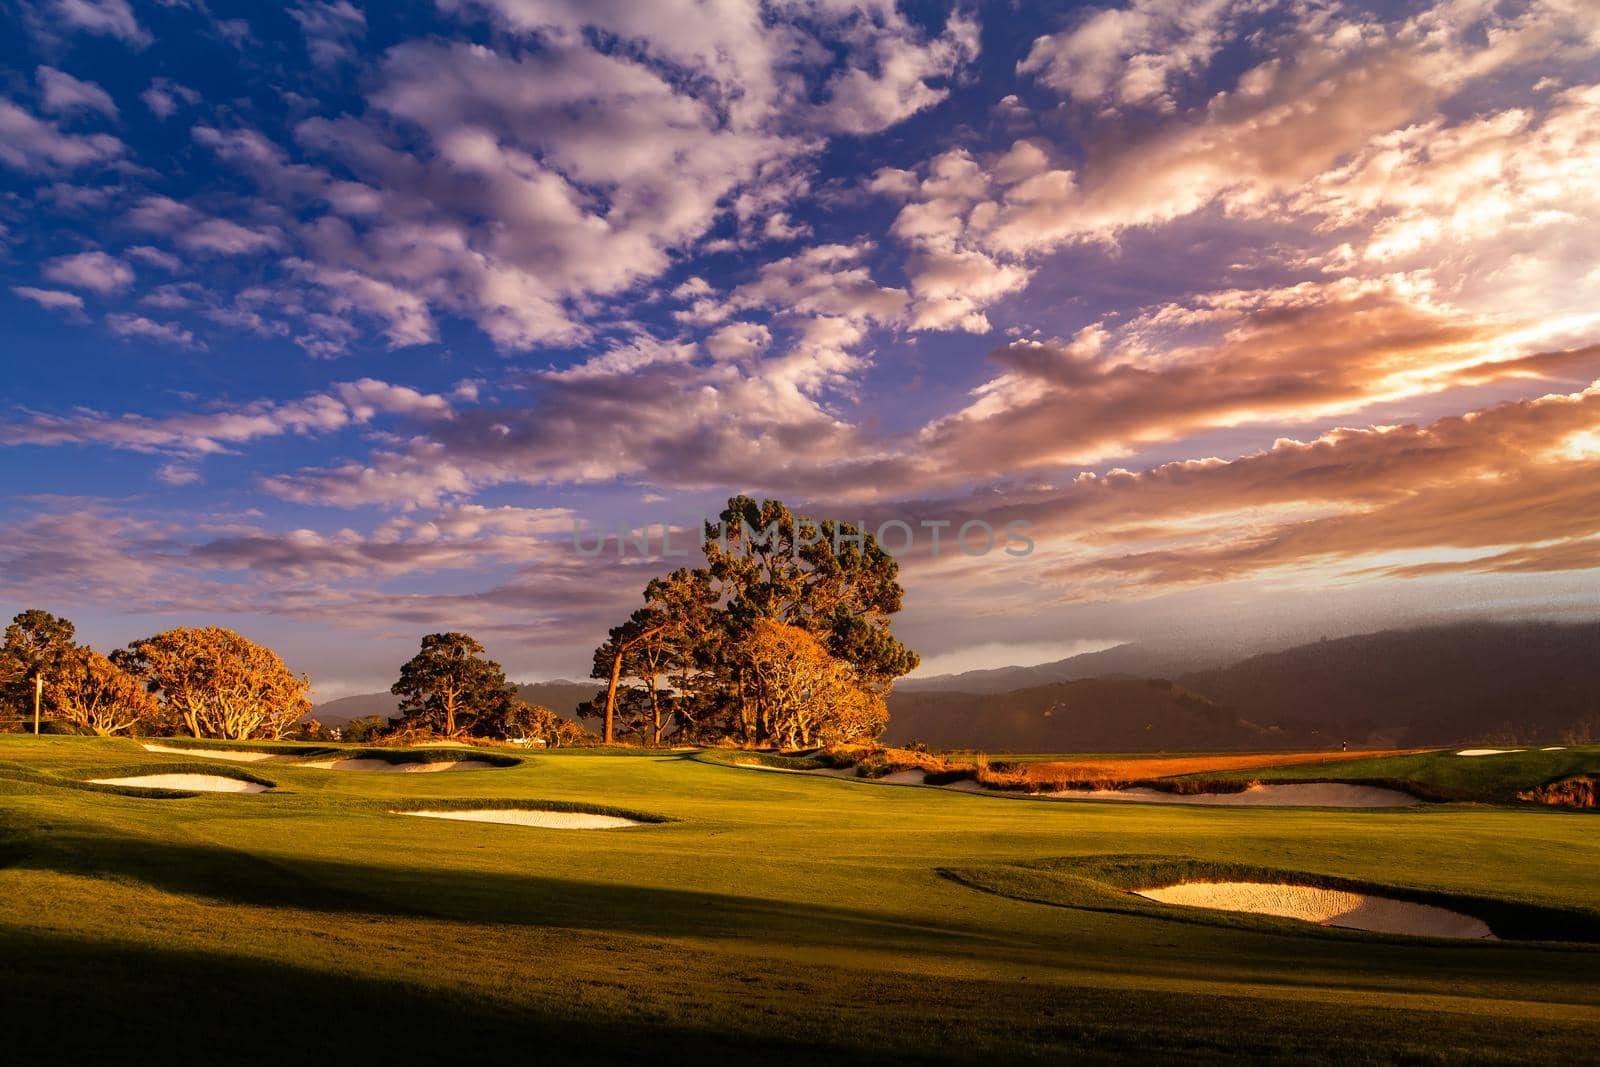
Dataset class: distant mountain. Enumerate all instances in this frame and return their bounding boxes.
[312,680,598,726]
[1178,621,1600,746]
[896,642,1227,694]
[886,621,1600,751]
[885,677,1286,751]
[311,691,398,726]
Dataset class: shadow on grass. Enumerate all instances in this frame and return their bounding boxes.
[0,928,862,1067]
[0,816,1017,954]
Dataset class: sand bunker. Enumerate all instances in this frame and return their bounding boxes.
[297,758,495,772]
[1137,881,1494,939]
[1456,749,1525,756]
[1541,746,1567,751]
[397,809,640,829]
[734,761,812,774]
[947,780,1420,807]
[91,773,267,793]
[141,743,281,762]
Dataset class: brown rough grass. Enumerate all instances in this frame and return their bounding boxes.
[979,750,1431,792]
[1517,776,1597,809]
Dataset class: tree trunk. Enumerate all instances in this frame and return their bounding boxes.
[648,675,661,746]
[604,649,624,744]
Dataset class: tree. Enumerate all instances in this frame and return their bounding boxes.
[584,497,919,748]
[1,609,78,726]
[502,700,593,748]
[704,496,918,688]
[340,715,388,743]
[120,627,311,740]
[736,620,887,749]
[51,648,160,736]
[391,633,514,737]
[591,567,720,744]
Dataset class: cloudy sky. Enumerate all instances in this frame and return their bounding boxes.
[2,0,1598,697]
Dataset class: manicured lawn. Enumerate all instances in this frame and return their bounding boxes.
[0,735,1596,1063]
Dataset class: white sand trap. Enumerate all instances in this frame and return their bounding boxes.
[297,758,495,772]
[397,809,640,829]
[1456,749,1524,756]
[141,743,281,762]
[944,780,1420,807]
[1541,746,1567,751]
[1136,882,1495,939]
[874,769,929,785]
[91,773,266,793]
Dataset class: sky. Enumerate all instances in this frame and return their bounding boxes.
[2,0,1598,698]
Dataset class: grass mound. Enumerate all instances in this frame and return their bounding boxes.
[1175,746,1600,806]
[692,750,826,772]
[940,855,1600,944]
[0,759,277,798]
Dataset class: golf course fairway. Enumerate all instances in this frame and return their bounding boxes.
[1,735,1596,1064]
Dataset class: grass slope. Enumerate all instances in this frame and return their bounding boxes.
[0,735,1597,1064]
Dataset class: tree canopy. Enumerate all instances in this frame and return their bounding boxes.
[51,647,160,736]
[1,609,79,720]
[120,626,311,740]
[391,632,515,737]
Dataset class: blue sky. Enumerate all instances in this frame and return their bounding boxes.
[3,0,1599,697]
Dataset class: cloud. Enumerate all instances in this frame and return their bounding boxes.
[180,2,982,355]
[105,313,200,348]
[36,66,118,118]
[125,245,184,271]
[1022,385,1600,595]
[39,0,149,46]
[816,10,981,134]
[0,100,123,173]
[42,250,133,292]
[140,79,200,120]
[994,0,1600,251]
[289,1,366,67]
[0,378,452,455]
[123,196,283,256]
[11,286,85,313]
[704,322,772,361]
[1019,0,1254,111]
[918,277,1600,483]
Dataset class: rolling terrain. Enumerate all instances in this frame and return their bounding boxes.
[0,735,1595,1063]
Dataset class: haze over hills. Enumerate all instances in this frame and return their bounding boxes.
[886,622,1600,751]
[884,678,1284,752]
[896,642,1231,694]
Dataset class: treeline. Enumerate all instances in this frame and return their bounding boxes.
[1,496,920,751]
[0,611,310,739]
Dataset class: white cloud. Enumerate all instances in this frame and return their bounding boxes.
[704,321,772,361]
[290,1,366,67]
[11,286,85,313]
[105,313,199,348]
[42,250,133,293]
[140,79,200,120]
[0,100,123,172]
[41,0,149,47]
[1019,0,1254,111]
[36,66,118,118]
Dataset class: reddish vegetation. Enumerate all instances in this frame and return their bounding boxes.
[1518,777,1597,809]
[988,750,1431,791]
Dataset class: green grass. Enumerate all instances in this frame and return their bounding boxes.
[0,734,1596,1064]
[1183,746,1600,803]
